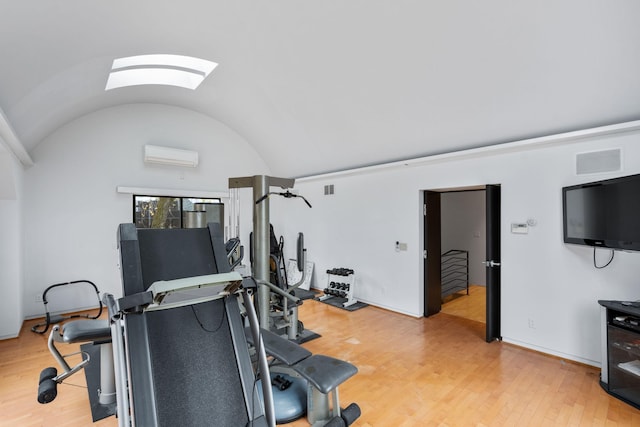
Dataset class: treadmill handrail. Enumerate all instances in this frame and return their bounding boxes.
[148,272,243,296]
[145,272,244,312]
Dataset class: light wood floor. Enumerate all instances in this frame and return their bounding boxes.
[441,284,486,324]
[2,299,639,426]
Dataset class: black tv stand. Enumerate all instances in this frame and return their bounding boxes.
[599,300,640,409]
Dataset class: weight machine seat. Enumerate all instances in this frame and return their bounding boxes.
[59,319,111,344]
[246,327,358,394]
[248,327,312,365]
[293,355,357,395]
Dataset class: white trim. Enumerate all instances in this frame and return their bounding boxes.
[0,332,19,340]
[116,186,229,199]
[296,120,640,182]
[313,291,423,319]
[0,108,34,167]
[502,337,600,368]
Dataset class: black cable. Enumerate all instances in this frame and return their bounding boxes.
[255,191,312,208]
[190,303,226,333]
[593,247,615,269]
[191,296,266,425]
[279,236,289,288]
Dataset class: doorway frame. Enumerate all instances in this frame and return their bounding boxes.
[422,184,501,342]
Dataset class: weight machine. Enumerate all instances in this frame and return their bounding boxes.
[35,175,360,426]
[230,175,360,425]
[229,175,313,341]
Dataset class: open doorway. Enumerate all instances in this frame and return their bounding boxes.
[423,185,501,342]
[439,189,486,324]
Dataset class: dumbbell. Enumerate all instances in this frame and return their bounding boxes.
[272,374,292,391]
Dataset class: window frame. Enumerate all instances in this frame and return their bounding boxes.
[133,194,223,229]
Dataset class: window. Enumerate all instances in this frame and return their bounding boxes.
[133,195,223,229]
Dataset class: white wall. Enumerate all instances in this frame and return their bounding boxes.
[15,107,640,366]
[0,151,24,338]
[274,131,640,367]
[22,103,269,318]
[441,190,486,286]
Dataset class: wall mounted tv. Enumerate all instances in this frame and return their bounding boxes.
[563,173,640,251]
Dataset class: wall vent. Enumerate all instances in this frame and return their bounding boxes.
[324,184,334,195]
[576,148,621,175]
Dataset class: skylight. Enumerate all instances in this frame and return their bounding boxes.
[105,54,218,90]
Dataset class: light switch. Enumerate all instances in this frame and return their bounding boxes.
[395,241,408,251]
[511,223,529,234]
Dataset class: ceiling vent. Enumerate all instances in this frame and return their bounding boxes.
[324,184,334,195]
[576,148,621,175]
[144,145,199,168]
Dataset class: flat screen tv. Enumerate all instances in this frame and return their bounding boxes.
[563,173,640,251]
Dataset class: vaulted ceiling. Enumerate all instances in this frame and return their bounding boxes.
[1,1,639,177]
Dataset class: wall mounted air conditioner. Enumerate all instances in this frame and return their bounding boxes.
[144,144,199,168]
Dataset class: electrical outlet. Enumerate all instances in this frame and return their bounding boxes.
[35,293,43,303]
[528,318,535,329]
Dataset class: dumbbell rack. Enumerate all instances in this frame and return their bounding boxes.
[320,268,358,308]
